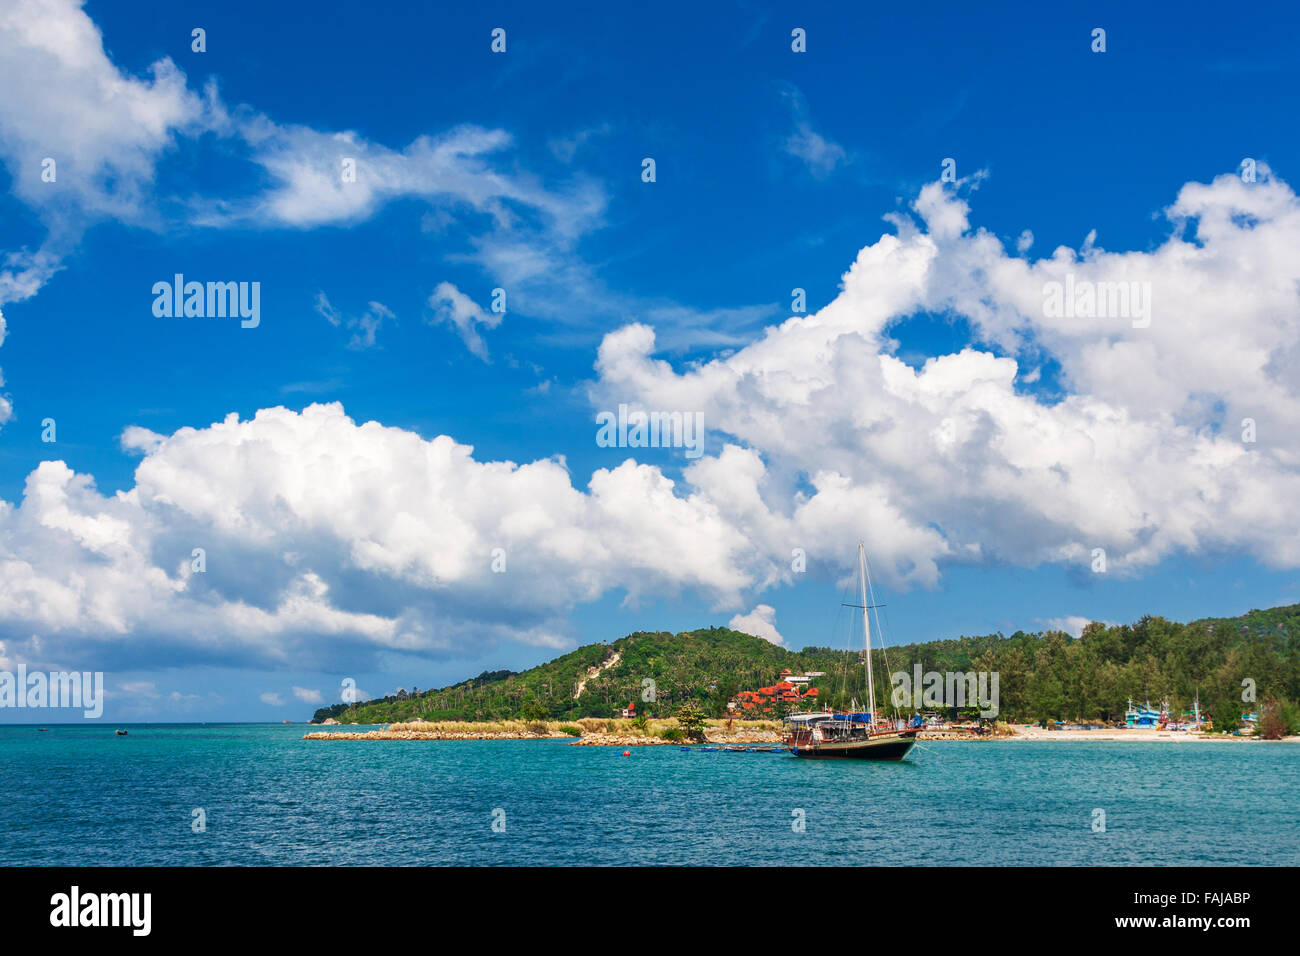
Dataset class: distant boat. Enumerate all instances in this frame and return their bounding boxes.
[115,729,128,736]
[785,542,918,761]
[1124,698,1167,728]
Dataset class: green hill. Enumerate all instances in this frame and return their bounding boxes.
[312,604,1300,730]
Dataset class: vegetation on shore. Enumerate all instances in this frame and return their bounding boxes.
[309,716,782,742]
[312,604,1300,734]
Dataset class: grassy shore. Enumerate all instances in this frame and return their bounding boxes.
[304,716,785,743]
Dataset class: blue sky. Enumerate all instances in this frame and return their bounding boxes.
[1,0,1298,721]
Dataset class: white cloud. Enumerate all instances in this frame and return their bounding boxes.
[781,86,847,178]
[1042,616,1095,639]
[548,123,611,164]
[0,0,215,303]
[1,171,1296,673]
[260,692,284,706]
[592,169,1300,585]
[314,292,394,350]
[292,686,323,704]
[0,0,770,364]
[729,604,784,645]
[427,282,502,360]
[0,0,1297,672]
[0,308,10,427]
[0,403,753,671]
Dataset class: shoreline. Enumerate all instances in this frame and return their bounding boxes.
[303,722,1300,745]
[1005,727,1300,743]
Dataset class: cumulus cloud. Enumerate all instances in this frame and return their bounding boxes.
[0,403,754,672]
[292,686,323,704]
[592,169,1300,584]
[1,0,1297,674]
[729,604,784,645]
[1,171,1297,674]
[260,692,284,706]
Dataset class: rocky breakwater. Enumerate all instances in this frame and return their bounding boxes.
[304,724,572,741]
[570,729,784,747]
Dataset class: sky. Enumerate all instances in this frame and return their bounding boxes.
[1,0,1298,721]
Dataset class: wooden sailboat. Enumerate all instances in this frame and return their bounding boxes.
[784,542,918,761]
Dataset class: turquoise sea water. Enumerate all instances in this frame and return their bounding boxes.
[1,724,1297,866]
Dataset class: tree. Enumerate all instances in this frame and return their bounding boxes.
[676,704,707,742]
[1259,698,1300,739]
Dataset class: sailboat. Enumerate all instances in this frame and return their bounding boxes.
[783,542,919,760]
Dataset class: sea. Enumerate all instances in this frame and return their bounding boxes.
[2,723,1297,866]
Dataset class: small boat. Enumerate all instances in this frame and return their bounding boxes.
[680,746,691,751]
[723,746,746,752]
[701,746,719,752]
[115,729,128,736]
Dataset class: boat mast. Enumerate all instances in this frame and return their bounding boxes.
[858,541,875,725]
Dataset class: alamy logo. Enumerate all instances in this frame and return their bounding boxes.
[50,886,151,936]
[890,665,999,718]
[1042,274,1151,328]
[152,274,260,328]
[0,667,103,718]
[595,403,704,459]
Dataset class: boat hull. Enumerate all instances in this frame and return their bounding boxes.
[790,730,918,761]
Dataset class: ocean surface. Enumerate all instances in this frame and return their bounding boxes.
[1,724,1297,866]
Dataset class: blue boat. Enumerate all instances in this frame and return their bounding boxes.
[1124,697,1167,728]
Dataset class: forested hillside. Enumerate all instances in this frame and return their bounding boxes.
[313,604,1300,729]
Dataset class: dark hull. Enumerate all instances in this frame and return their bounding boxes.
[790,730,918,761]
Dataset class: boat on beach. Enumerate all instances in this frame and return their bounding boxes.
[785,542,918,761]
[1124,698,1166,728]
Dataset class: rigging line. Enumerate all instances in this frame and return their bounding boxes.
[833,570,856,707]
[861,548,894,718]
[911,741,959,762]
[878,599,903,719]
